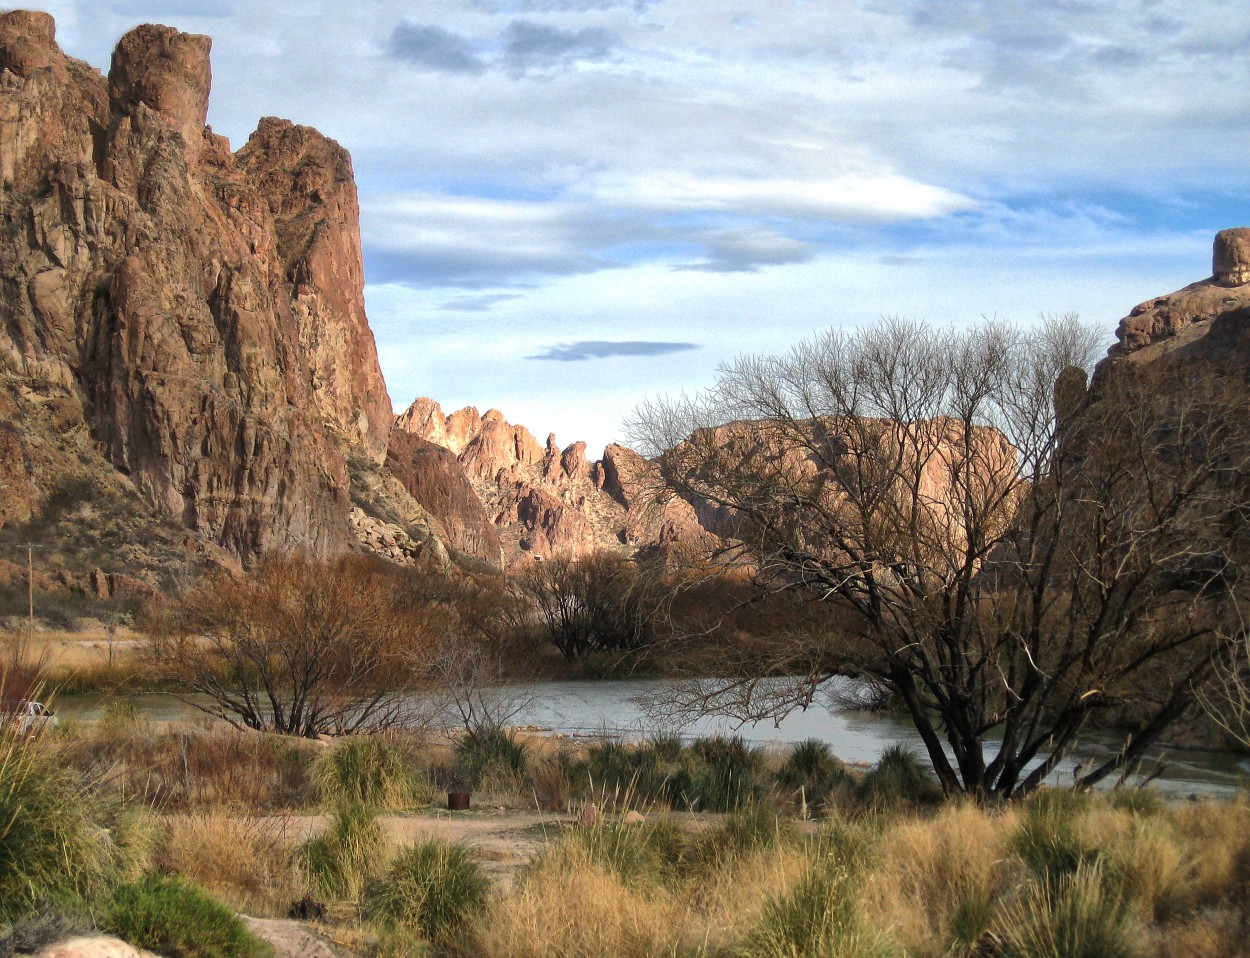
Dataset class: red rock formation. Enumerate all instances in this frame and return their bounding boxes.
[0,12,392,562]
[1110,228,1250,360]
[385,428,503,566]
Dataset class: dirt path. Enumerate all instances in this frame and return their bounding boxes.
[280,807,574,889]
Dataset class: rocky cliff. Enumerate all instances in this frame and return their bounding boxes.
[391,397,709,564]
[1106,228,1250,367]
[0,11,405,572]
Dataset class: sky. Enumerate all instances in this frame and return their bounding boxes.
[22,0,1250,452]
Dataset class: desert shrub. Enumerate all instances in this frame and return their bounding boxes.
[0,906,90,957]
[0,732,120,921]
[776,739,855,813]
[995,863,1138,958]
[58,725,316,811]
[585,738,643,794]
[690,735,764,812]
[740,853,895,958]
[856,746,938,807]
[160,813,303,916]
[102,874,274,958]
[1013,790,1099,889]
[455,724,528,789]
[312,737,423,810]
[299,803,384,903]
[529,745,587,811]
[366,840,490,946]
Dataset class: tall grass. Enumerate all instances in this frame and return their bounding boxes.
[741,853,896,958]
[996,863,1139,958]
[857,745,938,807]
[455,724,528,791]
[0,730,123,921]
[299,803,384,904]
[776,739,854,814]
[311,737,423,810]
[366,840,490,947]
[160,812,304,916]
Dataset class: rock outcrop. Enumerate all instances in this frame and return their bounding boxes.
[1109,228,1250,363]
[0,12,396,565]
[393,398,710,564]
[385,427,503,566]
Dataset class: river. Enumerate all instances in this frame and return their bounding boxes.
[57,677,1250,798]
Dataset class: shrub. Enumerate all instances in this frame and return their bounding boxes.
[455,725,528,789]
[367,840,490,946]
[776,739,854,813]
[102,874,274,958]
[0,905,90,957]
[312,737,423,810]
[299,803,384,903]
[857,746,939,807]
[996,863,1138,958]
[741,854,895,958]
[0,732,118,921]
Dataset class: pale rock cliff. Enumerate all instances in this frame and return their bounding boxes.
[393,397,709,564]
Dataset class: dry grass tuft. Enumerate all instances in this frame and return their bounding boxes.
[159,811,305,916]
[865,802,1015,956]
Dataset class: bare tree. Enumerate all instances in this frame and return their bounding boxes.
[519,551,671,660]
[145,555,436,737]
[629,315,1250,800]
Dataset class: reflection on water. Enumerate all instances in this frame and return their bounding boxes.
[58,677,1249,798]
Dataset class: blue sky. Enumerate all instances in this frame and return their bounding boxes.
[26,0,1250,451]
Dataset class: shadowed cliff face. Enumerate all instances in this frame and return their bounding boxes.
[0,12,392,563]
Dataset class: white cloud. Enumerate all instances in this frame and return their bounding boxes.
[23,0,1250,450]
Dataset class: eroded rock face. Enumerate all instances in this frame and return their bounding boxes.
[0,12,392,563]
[1111,230,1250,359]
[393,397,713,564]
[386,428,503,566]
[1214,228,1250,287]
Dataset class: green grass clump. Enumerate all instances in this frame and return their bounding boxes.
[776,739,855,813]
[740,854,895,958]
[1013,790,1099,889]
[857,746,939,807]
[455,725,528,789]
[102,874,275,958]
[367,840,490,946]
[997,863,1138,958]
[690,735,764,812]
[691,804,796,869]
[312,737,423,810]
[299,803,385,902]
[0,732,119,921]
